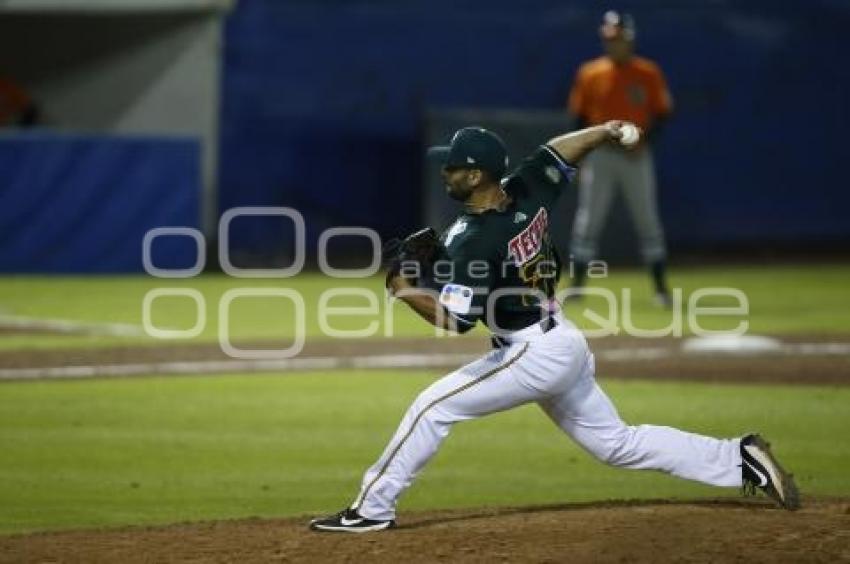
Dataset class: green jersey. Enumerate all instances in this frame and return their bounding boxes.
[430,145,578,332]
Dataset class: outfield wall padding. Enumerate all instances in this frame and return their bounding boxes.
[0,134,200,273]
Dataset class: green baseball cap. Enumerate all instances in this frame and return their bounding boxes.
[427,126,509,179]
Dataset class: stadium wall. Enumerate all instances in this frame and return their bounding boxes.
[0,134,200,273]
[0,0,229,239]
[219,0,850,261]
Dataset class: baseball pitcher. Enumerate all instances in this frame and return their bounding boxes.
[309,122,798,533]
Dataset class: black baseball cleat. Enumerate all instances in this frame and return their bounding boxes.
[309,508,395,533]
[740,434,800,511]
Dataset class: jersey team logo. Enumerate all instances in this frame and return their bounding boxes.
[507,207,548,266]
[627,84,647,105]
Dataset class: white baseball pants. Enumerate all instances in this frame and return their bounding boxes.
[353,316,743,521]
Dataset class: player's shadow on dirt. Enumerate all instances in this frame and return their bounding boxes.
[398,497,779,530]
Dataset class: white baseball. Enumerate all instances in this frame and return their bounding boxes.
[619,123,640,146]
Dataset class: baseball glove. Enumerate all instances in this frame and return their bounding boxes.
[382,227,441,286]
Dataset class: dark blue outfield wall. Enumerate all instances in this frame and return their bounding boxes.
[4,2,848,273]
[0,134,200,273]
[220,0,850,255]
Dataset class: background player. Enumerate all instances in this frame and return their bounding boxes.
[0,75,38,127]
[567,10,673,305]
[309,122,799,533]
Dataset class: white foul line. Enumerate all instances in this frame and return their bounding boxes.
[0,342,848,381]
[0,315,146,337]
[0,353,479,381]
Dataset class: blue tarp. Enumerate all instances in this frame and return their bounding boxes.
[0,134,200,273]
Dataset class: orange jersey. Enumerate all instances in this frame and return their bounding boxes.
[568,56,672,129]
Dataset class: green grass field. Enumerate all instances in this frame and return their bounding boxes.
[0,373,847,534]
[1,263,849,351]
[0,264,848,534]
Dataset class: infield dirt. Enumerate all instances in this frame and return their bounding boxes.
[2,333,849,386]
[1,498,848,563]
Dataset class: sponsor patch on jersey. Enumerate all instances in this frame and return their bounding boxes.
[542,145,579,184]
[544,166,561,184]
[507,207,548,266]
[439,283,474,315]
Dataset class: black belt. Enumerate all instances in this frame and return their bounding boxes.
[491,315,557,349]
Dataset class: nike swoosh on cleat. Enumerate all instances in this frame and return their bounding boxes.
[340,516,364,526]
[743,458,769,487]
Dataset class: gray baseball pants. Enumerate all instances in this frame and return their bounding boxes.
[571,145,667,264]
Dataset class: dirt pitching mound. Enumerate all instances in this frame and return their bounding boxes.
[2,498,848,563]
